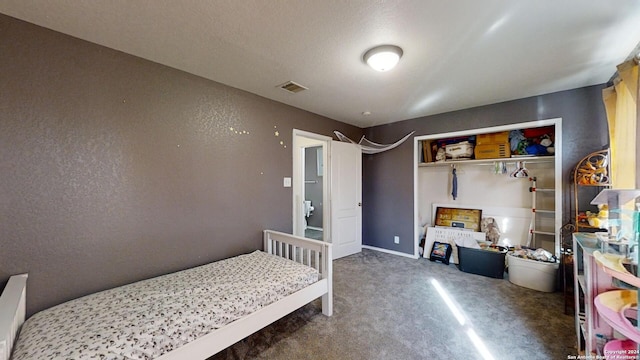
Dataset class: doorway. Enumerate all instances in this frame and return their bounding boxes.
[292,130,331,241]
[292,129,363,259]
[303,146,324,239]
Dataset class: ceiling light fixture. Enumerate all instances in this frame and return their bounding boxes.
[363,45,403,72]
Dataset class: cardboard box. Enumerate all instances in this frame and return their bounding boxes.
[476,131,509,145]
[474,142,510,159]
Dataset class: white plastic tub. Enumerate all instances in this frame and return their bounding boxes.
[507,253,559,292]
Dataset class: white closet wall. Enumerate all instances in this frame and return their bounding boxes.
[418,162,555,250]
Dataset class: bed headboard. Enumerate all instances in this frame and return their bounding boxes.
[0,274,28,360]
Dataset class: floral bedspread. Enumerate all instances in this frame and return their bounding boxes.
[12,251,319,360]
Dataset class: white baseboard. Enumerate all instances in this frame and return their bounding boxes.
[305,226,323,231]
[362,245,418,259]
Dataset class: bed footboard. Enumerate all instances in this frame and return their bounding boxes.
[0,274,28,360]
[263,230,333,316]
[158,231,333,359]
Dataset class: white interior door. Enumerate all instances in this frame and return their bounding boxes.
[330,140,362,259]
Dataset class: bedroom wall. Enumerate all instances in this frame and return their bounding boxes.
[0,14,362,316]
[363,85,609,255]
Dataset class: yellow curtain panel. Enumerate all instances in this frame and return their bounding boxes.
[602,59,638,189]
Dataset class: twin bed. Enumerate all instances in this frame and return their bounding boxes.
[0,230,333,360]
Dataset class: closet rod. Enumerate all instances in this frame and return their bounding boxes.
[420,158,554,168]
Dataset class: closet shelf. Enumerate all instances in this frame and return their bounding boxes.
[418,155,554,167]
[534,209,555,214]
[532,230,555,236]
[593,251,640,289]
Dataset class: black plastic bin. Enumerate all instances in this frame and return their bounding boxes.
[456,245,507,279]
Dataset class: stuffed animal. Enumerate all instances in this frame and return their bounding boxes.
[481,217,501,244]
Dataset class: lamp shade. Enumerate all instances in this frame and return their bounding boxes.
[364,45,403,72]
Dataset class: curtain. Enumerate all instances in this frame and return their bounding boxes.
[602,59,638,189]
[602,59,638,240]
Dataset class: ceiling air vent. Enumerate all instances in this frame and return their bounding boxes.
[278,81,308,94]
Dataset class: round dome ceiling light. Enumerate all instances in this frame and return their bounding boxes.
[363,45,403,72]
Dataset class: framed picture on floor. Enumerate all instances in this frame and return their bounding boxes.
[434,207,482,231]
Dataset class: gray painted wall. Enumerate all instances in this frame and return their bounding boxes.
[0,14,362,316]
[363,86,609,254]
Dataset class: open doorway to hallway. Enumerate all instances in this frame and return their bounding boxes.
[293,129,362,259]
[292,130,330,241]
[303,146,324,240]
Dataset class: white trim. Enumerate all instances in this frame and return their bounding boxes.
[306,226,323,232]
[292,129,333,142]
[413,118,559,142]
[553,118,562,257]
[413,130,420,259]
[362,245,419,259]
[292,130,332,240]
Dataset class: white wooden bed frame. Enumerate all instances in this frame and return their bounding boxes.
[0,230,332,360]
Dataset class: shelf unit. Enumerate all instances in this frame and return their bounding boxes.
[566,150,611,318]
[573,188,640,357]
[572,149,611,233]
[528,176,556,249]
[573,233,614,355]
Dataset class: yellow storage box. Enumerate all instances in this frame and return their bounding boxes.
[476,131,509,145]
[474,142,510,159]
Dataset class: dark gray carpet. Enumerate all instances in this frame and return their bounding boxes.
[210,249,575,360]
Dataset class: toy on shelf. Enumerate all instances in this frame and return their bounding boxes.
[584,204,609,229]
[593,290,640,343]
[593,251,640,288]
[509,127,555,156]
[591,189,640,246]
[576,151,609,185]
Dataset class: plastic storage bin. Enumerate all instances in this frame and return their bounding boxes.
[457,245,507,279]
[507,253,559,292]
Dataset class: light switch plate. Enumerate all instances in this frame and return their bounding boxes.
[283,177,292,187]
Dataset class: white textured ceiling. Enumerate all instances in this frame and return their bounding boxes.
[2,1,640,128]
